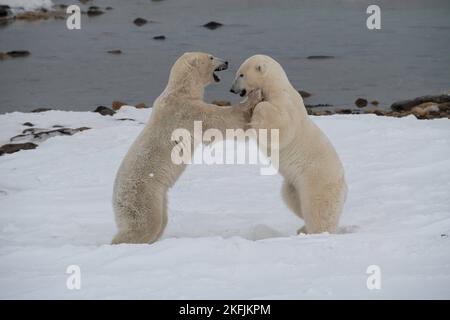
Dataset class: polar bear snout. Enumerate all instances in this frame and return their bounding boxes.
[230,76,246,96]
[212,58,228,82]
[214,60,228,71]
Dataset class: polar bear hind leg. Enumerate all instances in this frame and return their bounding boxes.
[299,176,346,234]
[112,184,166,244]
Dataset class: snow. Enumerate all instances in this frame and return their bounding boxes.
[0,107,449,299]
[0,0,53,12]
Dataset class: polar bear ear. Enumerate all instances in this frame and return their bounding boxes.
[256,63,267,75]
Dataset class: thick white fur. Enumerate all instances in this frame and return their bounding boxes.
[112,52,261,244]
[232,55,347,234]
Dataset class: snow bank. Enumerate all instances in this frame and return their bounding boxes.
[0,0,53,12]
[0,108,449,299]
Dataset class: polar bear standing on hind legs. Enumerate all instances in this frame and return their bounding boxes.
[112,52,262,244]
[230,55,347,234]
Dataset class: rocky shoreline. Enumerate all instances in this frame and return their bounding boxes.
[1,93,449,156]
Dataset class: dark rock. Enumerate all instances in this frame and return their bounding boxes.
[79,0,92,4]
[105,7,113,10]
[11,127,91,143]
[116,118,136,121]
[355,98,368,108]
[134,18,148,26]
[336,109,353,114]
[391,94,450,112]
[52,125,64,128]
[0,5,12,18]
[22,122,34,127]
[153,35,166,40]
[87,7,104,16]
[0,143,37,156]
[112,101,127,110]
[298,90,311,98]
[7,51,31,58]
[438,102,450,114]
[307,55,334,59]
[370,100,380,106]
[76,127,91,132]
[203,21,223,30]
[108,49,122,54]
[94,106,115,116]
[305,104,332,108]
[212,100,231,106]
[373,110,386,116]
[31,108,52,113]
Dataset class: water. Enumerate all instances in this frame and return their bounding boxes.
[0,0,449,113]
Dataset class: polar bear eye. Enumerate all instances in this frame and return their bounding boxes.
[209,56,213,60]
[239,74,244,78]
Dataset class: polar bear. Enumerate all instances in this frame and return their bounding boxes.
[230,55,347,234]
[112,52,262,244]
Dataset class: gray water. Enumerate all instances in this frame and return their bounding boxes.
[0,0,449,113]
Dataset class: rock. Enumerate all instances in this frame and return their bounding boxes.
[106,7,113,10]
[116,118,136,121]
[16,11,49,21]
[22,122,34,127]
[438,102,450,114]
[203,21,223,30]
[76,127,91,132]
[15,9,66,21]
[10,127,91,143]
[370,100,380,106]
[7,51,30,58]
[79,0,92,4]
[87,6,104,16]
[134,103,147,109]
[411,106,427,118]
[134,18,148,26]
[112,101,127,110]
[94,106,115,116]
[108,49,122,54]
[355,98,368,108]
[307,55,334,59]
[0,143,37,156]
[312,110,333,116]
[391,94,450,112]
[373,110,386,116]
[31,108,52,113]
[0,5,12,18]
[153,35,166,40]
[298,90,311,98]
[212,100,231,106]
[305,104,332,108]
[336,109,353,114]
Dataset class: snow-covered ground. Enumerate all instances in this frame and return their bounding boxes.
[0,108,449,299]
[0,0,53,12]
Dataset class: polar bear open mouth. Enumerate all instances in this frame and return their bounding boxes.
[213,63,228,82]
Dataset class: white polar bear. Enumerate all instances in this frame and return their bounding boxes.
[112,52,262,244]
[230,55,347,234]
